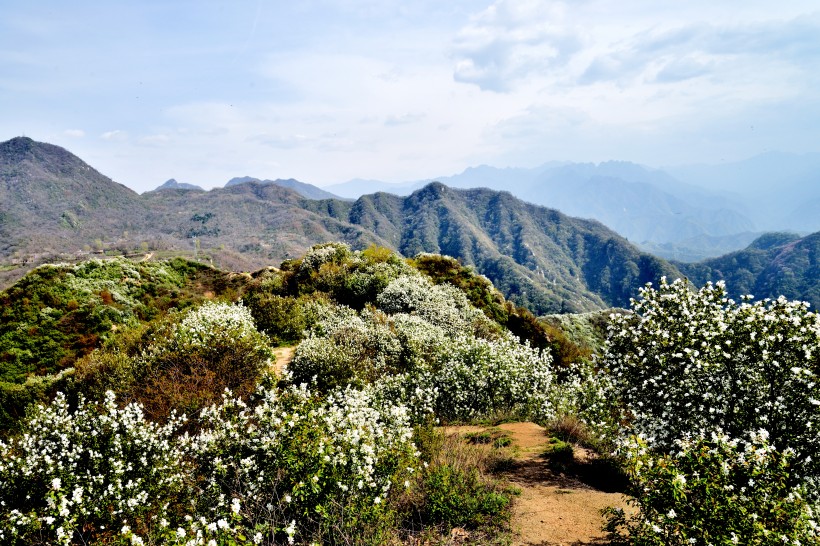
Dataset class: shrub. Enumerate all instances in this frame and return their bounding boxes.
[608,432,820,545]
[601,278,820,481]
[191,385,418,544]
[136,301,273,421]
[430,333,553,422]
[0,392,191,546]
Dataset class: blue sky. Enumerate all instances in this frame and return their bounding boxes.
[2,0,820,192]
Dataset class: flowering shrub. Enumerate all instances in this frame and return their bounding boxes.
[137,301,273,420]
[288,307,404,392]
[608,432,819,545]
[192,385,418,544]
[601,278,820,543]
[0,392,191,545]
[289,290,555,423]
[430,333,553,422]
[601,278,820,480]
[0,384,419,545]
[376,275,496,338]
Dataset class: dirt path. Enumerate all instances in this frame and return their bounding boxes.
[272,346,295,376]
[445,422,631,546]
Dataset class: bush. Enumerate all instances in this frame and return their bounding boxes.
[191,385,418,544]
[600,278,820,544]
[601,278,820,481]
[608,432,819,545]
[136,301,273,421]
[0,392,191,546]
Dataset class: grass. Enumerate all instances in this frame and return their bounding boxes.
[400,425,518,543]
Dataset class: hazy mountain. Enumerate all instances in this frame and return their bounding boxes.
[638,231,765,263]
[0,138,684,313]
[669,152,820,232]
[677,231,820,309]
[15,137,818,313]
[303,183,681,313]
[327,162,756,259]
[225,176,342,200]
[151,178,204,191]
[322,178,427,198]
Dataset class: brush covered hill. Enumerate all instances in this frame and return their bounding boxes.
[0,137,681,314]
[0,247,583,431]
[678,231,820,309]
[0,243,623,544]
[0,137,145,262]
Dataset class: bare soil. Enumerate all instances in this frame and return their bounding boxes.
[444,422,632,546]
[272,346,295,376]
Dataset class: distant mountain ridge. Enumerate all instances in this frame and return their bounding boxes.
[0,137,679,313]
[0,136,144,261]
[2,137,819,312]
[677,231,820,309]
[327,161,759,260]
[225,176,343,200]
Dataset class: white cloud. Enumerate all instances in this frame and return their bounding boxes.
[452,0,581,92]
[101,129,127,141]
[63,129,84,138]
[138,134,171,146]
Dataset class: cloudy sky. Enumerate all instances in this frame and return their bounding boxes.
[2,0,819,192]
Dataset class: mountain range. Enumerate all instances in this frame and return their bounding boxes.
[2,137,819,312]
[326,156,820,261]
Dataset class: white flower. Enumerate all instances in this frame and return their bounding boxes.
[51,477,61,490]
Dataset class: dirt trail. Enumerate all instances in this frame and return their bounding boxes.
[272,346,295,376]
[445,422,631,546]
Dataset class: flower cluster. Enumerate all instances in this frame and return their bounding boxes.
[601,278,820,478]
[0,392,190,545]
[192,385,417,543]
[289,274,555,423]
[610,432,819,545]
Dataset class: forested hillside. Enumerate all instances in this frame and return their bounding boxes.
[0,137,679,314]
[678,231,820,309]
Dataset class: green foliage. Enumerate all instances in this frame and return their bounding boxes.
[679,231,820,310]
[422,464,511,529]
[0,258,247,430]
[601,278,820,544]
[602,278,820,480]
[411,425,515,533]
[608,433,819,546]
[0,257,241,382]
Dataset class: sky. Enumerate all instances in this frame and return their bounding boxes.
[2,0,820,193]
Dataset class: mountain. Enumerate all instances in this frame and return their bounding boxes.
[225,176,342,200]
[151,178,204,191]
[0,137,145,266]
[637,231,765,263]
[677,231,820,309]
[328,162,756,259]
[302,183,681,313]
[669,152,820,233]
[0,137,685,314]
[322,178,427,199]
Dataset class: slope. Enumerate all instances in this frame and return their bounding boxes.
[677,231,820,309]
[304,183,680,313]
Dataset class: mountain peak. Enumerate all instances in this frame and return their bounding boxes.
[154,178,204,191]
